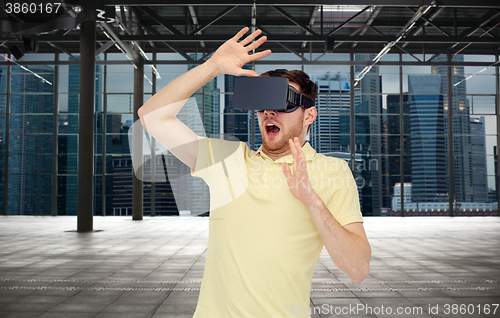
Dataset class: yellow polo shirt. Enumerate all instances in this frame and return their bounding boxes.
[191,137,363,318]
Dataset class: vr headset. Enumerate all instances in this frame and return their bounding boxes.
[232,69,315,113]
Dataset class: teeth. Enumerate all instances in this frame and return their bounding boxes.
[267,124,273,126]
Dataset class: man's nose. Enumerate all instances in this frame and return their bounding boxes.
[263,109,277,116]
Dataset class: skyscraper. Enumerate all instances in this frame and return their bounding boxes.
[431,55,473,202]
[386,94,411,202]
[311,56,384,216]
[408,74,448,201]
[470,116,488,202]
[310,73,350,153]
[8,65,54,215]
[59,61,102,215]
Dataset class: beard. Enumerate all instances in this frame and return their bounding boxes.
[260,122,304,155]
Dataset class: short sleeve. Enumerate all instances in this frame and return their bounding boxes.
[190,136,212,179]
[325,160,363,227]
[190,137,245,181]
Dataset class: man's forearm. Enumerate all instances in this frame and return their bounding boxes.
[138,59,220,121]
[305,195,371,284]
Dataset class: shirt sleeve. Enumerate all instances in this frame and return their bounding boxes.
[190,136,212,179]
[190,137,244,181]
[325,159,363,226]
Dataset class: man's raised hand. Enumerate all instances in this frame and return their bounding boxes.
[207,27,271,77]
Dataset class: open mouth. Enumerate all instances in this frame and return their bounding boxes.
[265,123,281,135]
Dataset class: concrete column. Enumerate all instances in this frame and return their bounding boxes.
[447,54,454,217]
[399,53,404,216]
[132,28,144,221]
[52,52,59,216]
[151,51,156,217]
[77,13,96,232]
[496,53,499,215]
[3,62,10,215]
[102,53,107,216]
[349,52,355,172]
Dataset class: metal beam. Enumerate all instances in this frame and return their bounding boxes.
[95,41,115,57]
[355,3,436,85]
[407,6,449,37]
[369,26,422,62]
[270,5,319,36]
[277,41,308,61]
[106,0,500,6]
[187,6,205,48]
[351,6,381,49]
[28,34,500,44]
[188,6,238,35]
[301,5,320,48]
[100,22,140,64]
[326,6,371,37]
[2,59,498,67]
[460,8,500,37]
[428,8,500,60]
[138,6,183,36]
[47,41,79,60]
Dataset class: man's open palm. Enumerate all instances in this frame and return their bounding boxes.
[209,27,271,77]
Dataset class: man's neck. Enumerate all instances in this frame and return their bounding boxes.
[261,140,306,161]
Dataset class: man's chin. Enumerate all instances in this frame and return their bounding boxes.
[262,138,286,152]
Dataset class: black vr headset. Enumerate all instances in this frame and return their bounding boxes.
[232,69,316,113]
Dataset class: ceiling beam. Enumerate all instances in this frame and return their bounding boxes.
[137,6,183,36]
[100,22,140,64]
[270,5,319,36]
[326,6,371,37]
[188,6,238,35]
[105,0,500,7]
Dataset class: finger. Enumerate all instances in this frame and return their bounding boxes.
[282,163,294,188]
[231,27,249,42]
[289,138,298,175]
[245,35,267,52]
[282,162,292,179]
[239,29,262,46]
[248,49,272,62]
[295,137,307,171]
[236,69,259,77]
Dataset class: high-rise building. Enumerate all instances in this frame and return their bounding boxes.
[59,61,102,215]
[431,55,473,202]
[386,94,411,204]
[311,57,383,216]
[8,65,54,215]
[470,116,488,202]
[408,75,448,201]
[310,73,350,153]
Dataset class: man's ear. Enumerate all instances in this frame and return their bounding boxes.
[304,107,317,126]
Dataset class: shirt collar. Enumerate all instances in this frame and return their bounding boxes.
[255,142,316,163]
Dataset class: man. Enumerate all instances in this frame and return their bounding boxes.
[138,27,371,317]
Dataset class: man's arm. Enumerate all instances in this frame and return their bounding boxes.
[138,27,271,169]
[282,137,371,284]
[304,199,370,284]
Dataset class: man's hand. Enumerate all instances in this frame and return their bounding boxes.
[207,27,271,77]
[282,137,319,207]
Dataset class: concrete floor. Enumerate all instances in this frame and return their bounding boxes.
[0,216,499,318]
